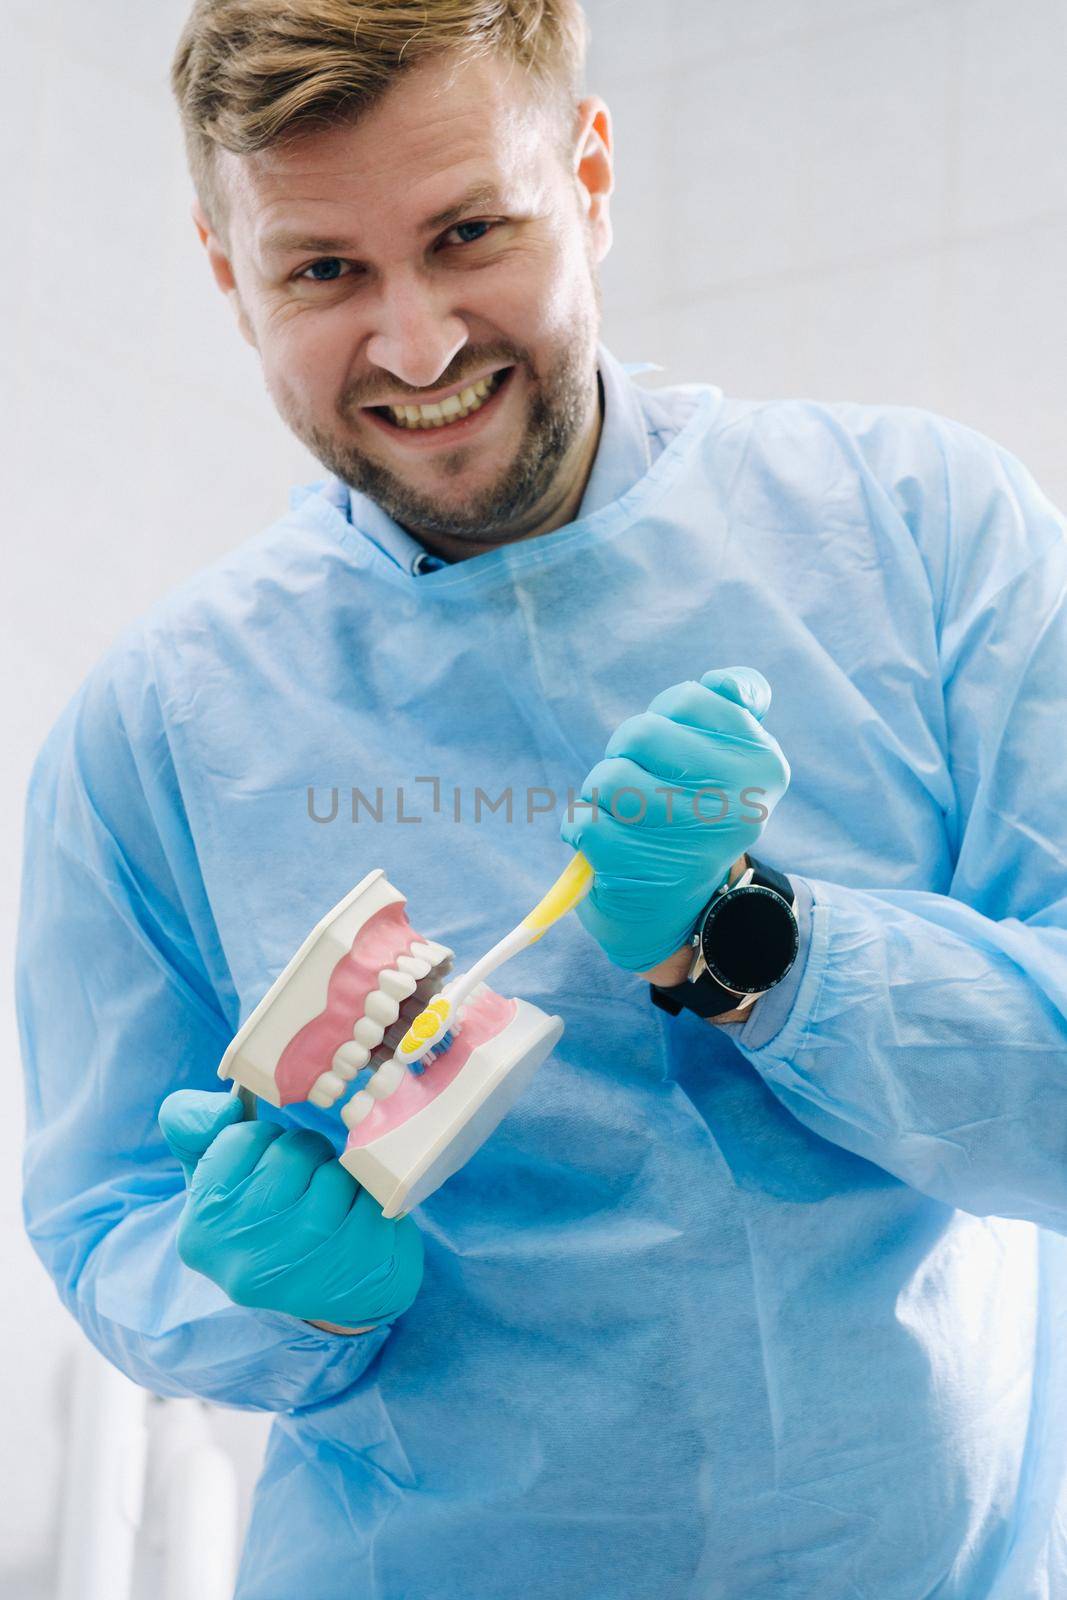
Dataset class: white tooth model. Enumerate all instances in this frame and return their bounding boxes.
[217,869,563,1218]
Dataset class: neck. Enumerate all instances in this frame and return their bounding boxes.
[409,372,604,564]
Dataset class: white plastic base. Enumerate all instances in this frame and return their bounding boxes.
[339,997,563,1217]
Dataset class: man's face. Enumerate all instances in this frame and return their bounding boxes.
[198,53,613,546]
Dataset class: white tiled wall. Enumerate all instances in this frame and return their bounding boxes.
[4,2,1066,1593]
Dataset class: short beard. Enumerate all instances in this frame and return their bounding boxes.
[293,312,599,548]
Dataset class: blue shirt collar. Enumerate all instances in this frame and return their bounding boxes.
[345,343,659,575]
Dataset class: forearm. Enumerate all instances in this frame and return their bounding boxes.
[639,852,756,1019]
[307,1320,377,1335]
[706,999,755,1025]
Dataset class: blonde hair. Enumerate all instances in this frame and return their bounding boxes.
[171,0,589,238]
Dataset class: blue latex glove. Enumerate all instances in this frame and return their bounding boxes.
[559,666,791,971]
[158,1090,424,1328]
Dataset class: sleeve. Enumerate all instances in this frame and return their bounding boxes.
[17,643,391,1410]
[717,876,814,1047]
[719,416,1067,1233]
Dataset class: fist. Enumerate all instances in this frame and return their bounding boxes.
[159,1090,424,1329]
[560,666,790,971]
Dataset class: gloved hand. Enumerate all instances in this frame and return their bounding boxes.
[158,1089,424,1329]
[559,666,790,972]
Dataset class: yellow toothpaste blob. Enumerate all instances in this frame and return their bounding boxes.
[399,1003,450,1055]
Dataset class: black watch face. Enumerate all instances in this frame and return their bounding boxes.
[700,887,798,993]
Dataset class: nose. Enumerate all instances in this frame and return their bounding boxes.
[365,271,468,391]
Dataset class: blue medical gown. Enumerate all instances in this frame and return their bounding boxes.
[18,383,1067,1598]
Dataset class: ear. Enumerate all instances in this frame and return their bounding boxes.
[572,95,614,262]
[190,198,258,351]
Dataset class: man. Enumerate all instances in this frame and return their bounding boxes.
[17,2,1067,1596]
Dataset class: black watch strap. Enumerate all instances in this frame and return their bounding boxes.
[650,856,797,1020]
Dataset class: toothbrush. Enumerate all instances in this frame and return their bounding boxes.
[374,852,594,1087]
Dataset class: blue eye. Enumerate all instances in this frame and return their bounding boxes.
[450,220,492,245]
[301,258,347,282]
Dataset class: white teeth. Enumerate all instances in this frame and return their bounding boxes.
[339,954,452,1077]
[440,394,462,417]
[367,1058,406,1099]
[412,939,453,967]
[460,386,478,408]
[341,1089,376,1129]
[378,967,417,1001]
[332,1040,371,1078]
[308,1069,346,1108]
[364,990,400,1027]
[354,1015,385,1049]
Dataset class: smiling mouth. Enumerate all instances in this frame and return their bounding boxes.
[366,366,512,431]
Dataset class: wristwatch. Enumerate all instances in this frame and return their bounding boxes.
[649,855,799,1021]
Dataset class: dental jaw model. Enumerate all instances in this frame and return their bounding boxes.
[217,870,564,1218]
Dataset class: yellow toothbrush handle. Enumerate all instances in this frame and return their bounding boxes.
[521,853,594,943]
